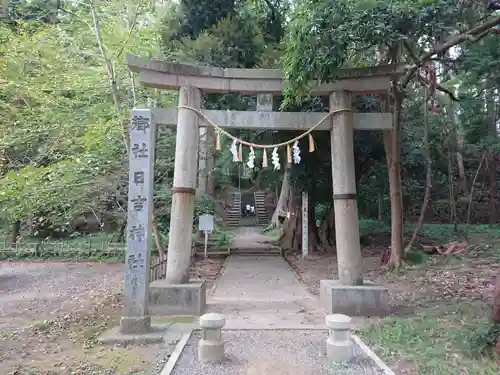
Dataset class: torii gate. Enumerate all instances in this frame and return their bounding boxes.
[119,55,405,335]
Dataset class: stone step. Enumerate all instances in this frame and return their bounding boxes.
[207,299,321,310]
[230,249,280,255]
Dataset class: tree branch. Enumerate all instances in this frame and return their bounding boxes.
[400,15,500,89]
[418,73,459,102]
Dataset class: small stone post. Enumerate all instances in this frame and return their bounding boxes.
[198,313,226,363]
[301,190,309,259]
[120,108,156,334]
[329,91,363,285]
[197,126,208,196]
[325,314,354,362]
[165,86,200,284]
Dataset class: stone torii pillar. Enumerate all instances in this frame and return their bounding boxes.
[330,91,363,285]
[320,90,389,317]
[149,86,207,316]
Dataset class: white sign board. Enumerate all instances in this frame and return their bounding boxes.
[199,214,214,233]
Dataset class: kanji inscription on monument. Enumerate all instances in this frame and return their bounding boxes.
[120,108,156,334]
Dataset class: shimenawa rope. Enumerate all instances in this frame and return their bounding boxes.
[178,106,352,150]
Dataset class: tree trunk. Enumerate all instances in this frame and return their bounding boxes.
[270,168,290,227]
[405,87,433,252]
[117,218,127,242]
[487,90,497,226]
[384,90,405,268]
[489,153,497,226]
[10,221,20,248]
[318,206,335,247]
[448,142,458,231]
[455,117,468,195]
[280,191,331,253]
[90,2,167,255]
[280,194,300,250]
[378,192,384,221]
[152,214,166,256]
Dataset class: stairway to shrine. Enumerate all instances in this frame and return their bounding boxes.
[225,192,241,227]
[254,191,269,225]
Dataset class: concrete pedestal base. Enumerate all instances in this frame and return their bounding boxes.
[149,279,206,316]
[198,339,225,363]
[119,315,151,335]
[326,337,354,362]
[320,280,390,317]
[98,322,170,345]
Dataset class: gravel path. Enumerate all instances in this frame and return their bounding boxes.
[172,330,388,375]
[0,258,225,374]
[0,261,123,332]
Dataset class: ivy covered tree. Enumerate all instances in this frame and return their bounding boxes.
[282,0,500,268]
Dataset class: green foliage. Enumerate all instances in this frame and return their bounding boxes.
[0,1,167,232]
[405,250,429,265]
[360,302,498,374]
[469,323,500,358]
[176,0,239,40]
[283,0,490,100]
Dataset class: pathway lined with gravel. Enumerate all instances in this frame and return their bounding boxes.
[168,254,393,375]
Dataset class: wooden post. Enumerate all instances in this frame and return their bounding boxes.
[329,91,363,285]
[206,126,215,197]
[301,190,309,259]
[197,126,208,196]
[165,86,200,284]
[120,108,156,334]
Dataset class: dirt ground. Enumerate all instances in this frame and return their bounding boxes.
[285,242,499,375]
[0,257,224,375]
[286,246,497,310]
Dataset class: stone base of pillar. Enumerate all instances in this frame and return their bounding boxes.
[119,315,151,335]
[327,338,354,362]
[198,339,225,363]
[98,320,169,345]
[320,280,390,317]
[149,279,206,316]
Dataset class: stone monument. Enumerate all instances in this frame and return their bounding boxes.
[120,108,156,334]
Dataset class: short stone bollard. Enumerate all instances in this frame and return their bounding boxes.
[325,314,354,362]
[198,313,226,363]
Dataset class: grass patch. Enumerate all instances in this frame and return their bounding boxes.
[359,302,499,375]
[262,227,282,240]
[0,233,125,261]
[211,228,235,247]
[153,316,196,324]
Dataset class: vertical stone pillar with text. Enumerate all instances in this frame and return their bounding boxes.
[120,108,156,334]
[197,126,208,196]
[301,190,309,259]
[149,86,207,316]
[319,90,390,317]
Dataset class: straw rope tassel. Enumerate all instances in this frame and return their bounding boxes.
[308,134,315,152]
[262,148,268,168]
[286,144,292,165]
[238,142,243,162]
[215,130,221,151]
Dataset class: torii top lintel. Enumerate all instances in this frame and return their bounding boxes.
[126,55,407,95]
